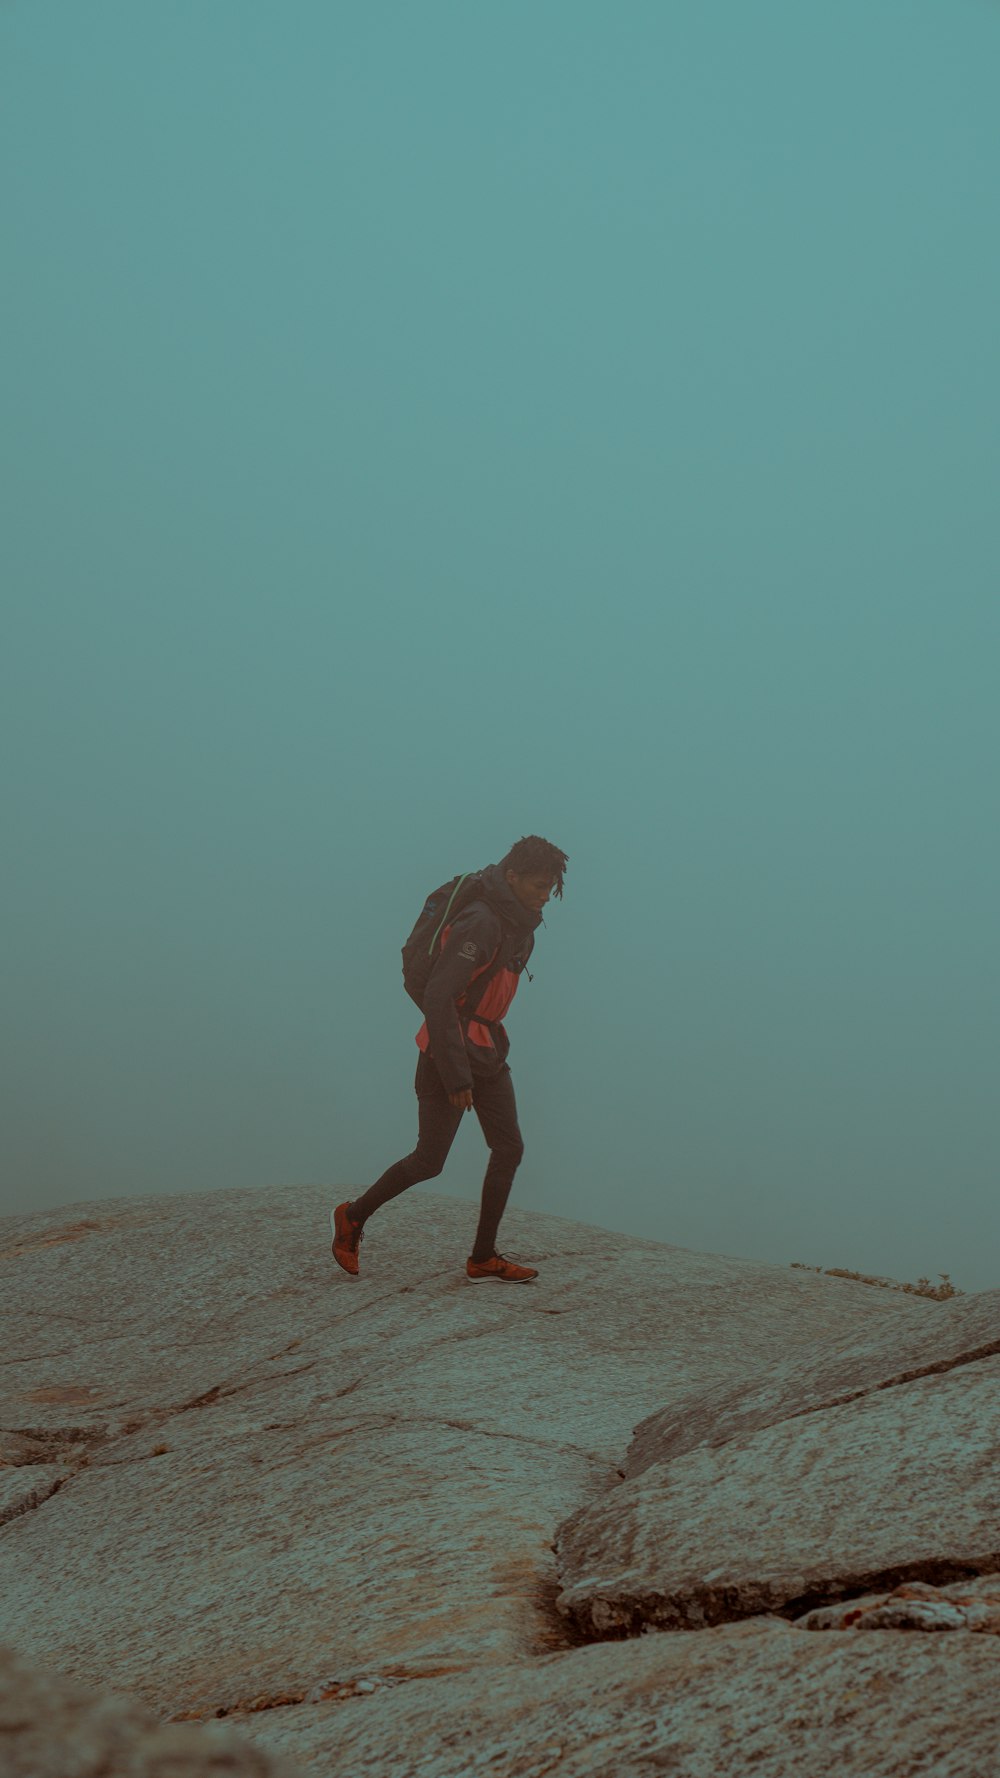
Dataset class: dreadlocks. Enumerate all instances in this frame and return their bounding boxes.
[499,835,569,900]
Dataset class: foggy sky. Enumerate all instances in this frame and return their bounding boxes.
[3,0,998,1291]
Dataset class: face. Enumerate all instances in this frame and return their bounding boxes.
[506,870,554,912]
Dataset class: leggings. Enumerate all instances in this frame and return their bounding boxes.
[350,1051,525,1261]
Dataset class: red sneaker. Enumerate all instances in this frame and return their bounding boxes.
[465,1253,538,1283]
[331,1202,365,1276]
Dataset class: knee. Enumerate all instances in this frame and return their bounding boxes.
[411,1151,446,1181]
[494,1136,525,1171]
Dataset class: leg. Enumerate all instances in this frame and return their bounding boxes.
[348,1054,463,1224]
[468,1064,525,1262]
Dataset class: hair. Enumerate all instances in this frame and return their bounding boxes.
[499,834,568,900]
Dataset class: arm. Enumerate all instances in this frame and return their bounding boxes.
[422,903,502,1095]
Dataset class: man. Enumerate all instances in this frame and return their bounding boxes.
[332,834,568,1283]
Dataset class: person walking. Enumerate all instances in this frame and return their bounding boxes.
[331,834,568,1283]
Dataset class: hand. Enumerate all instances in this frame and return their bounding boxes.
[448,1087,474,1112]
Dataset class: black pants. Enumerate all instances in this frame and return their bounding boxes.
[349,1051,525,1261]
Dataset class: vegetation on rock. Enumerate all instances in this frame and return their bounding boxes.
[791,1263,961,1300]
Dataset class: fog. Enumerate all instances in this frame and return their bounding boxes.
[3,0,998,1290]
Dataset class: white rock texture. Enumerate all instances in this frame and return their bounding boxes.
[794,1575,1000,1633]
[553,1250,1000,1645]
[0,1643,299,1776]
[625,1280,1000,1477]
[554,1355,1000,1634]
[2,1183,998,1777]
[233,1617,1000,1778]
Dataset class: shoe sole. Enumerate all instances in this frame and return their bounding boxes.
[330,1206,360,1277]
[465,1273,537,1283]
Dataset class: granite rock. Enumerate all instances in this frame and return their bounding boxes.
[2,1182,998,1777]
[625,1281,1000,1478]
[234,1616,1000,1778]
[554,1355,1000,1636]
[0,1643,301,1776]
[794,1574,1000,1633]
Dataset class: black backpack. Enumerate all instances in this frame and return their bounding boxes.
[401,870,504,1013]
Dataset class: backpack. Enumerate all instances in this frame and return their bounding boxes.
[401,870,504,1013]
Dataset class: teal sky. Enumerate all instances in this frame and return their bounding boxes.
[3,0,998,1291]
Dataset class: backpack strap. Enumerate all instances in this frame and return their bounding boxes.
[429,873,511,1021]
[426,872,483,960]
[452,893,508,1021]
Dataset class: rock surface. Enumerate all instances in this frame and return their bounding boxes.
[554,1355,1000,1635]
[794,1575,1000,1633]
[0,1643,298,1776]
[2,1183,998,1776]
[234,1617,1000,1778]
[625,1280,1000,1477]
[552,1246,1000,1649]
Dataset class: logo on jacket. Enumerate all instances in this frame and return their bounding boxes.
[460,940,478,960]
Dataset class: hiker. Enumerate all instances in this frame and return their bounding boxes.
[332,835,568,1283]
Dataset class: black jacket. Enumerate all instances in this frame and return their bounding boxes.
[415,863,543,1093]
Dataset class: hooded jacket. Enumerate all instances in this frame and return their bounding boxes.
[415,863,543,1094]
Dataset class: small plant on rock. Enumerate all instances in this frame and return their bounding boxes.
[791,1263,962,1301]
